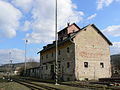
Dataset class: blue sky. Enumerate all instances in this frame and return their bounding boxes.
[0,0,120,65]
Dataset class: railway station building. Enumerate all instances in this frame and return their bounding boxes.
[37,23,112,81]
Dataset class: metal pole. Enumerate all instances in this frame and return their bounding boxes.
[9,52,11,73]
[55,0,58,85]
[10,60,12,74]
[8,52,12,80]
[24,39,28,75]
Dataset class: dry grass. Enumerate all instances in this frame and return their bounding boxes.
[0,75,30,90]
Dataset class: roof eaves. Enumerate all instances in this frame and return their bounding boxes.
[39,38,73,53]
[91,24,112,45]
[70,24,90,38]
[72,23,81,30]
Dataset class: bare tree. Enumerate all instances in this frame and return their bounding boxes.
[26,58,39,69]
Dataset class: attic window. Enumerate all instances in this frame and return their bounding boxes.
[73,30,75,32]
[84,29,86,31]
[97,31,100,34]
[63,30,66,34]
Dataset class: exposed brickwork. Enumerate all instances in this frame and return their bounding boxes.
[58,24,80,40]
[31,23,112,81]
[40,41,76,81]
[67,24,79,34]
[74,25,111,80]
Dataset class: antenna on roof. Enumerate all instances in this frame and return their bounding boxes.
[67,22,70,27]
[67,19,70,27]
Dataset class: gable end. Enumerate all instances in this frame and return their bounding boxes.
[91,24,112,45]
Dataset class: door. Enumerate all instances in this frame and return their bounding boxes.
[51,65,55,79]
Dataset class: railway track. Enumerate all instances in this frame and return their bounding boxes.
[13,78,61,90]
[13,80,42,90]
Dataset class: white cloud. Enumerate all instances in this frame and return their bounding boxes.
[87,13,97,20]
[23,0,84,44]
[11,0,84,44]
[97,0,113,10]
[0,48,24,64]
[0,48,39,65]
[97,0,120,10]
[11,0,33,12]
[101,25,120,55]
[0,0,22,38]
[110,42,120,55]
[1,0,84,43]
[22,21,31,31]
[103,25,120,37]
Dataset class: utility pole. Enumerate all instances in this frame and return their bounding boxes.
[55,0,59,85]
[10,60,12,74]
[8,52,12,80]
[24,39,28,75]
[9,52,11,74]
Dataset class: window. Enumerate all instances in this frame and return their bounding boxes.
[46,65,48,70]
[58,63,61,68]
[41,56,43,59]
[85,78,88,81]
[58,50,60,55]
[73,30,75,33]
[46,54,48,58]
[67,34,70,37]
[84,62,88,68]
[67,47,69,53]
[60,37,63,41]
[51,52,53,57]
[63,30,66,34]
[100,62,104,68]
[67,62,70,68]
[67,77,70,81]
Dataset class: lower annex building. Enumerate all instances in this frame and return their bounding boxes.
[37,23,112,81]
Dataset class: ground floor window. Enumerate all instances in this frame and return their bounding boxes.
[67,77,70,81]
[84,62,88,68]
[67,62,70,68]
[58,63,61,68]
[46,65,48,70]
[100,62,104,68]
